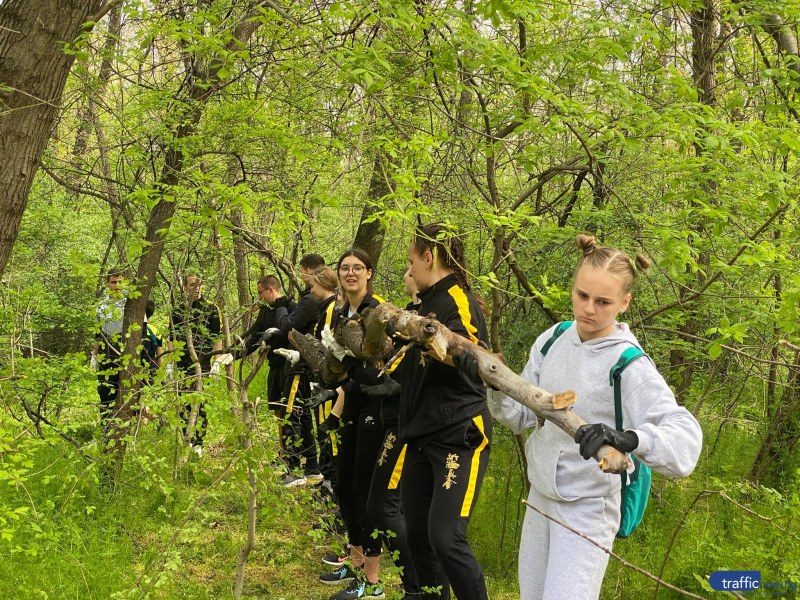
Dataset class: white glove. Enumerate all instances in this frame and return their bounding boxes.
[218,353,234,366]
[90,354,99,372]
[274,348,301,367]
[321,324,354,361]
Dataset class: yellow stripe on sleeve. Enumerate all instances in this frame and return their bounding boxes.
[388,444,407,490]
[325,302,335,328]
[286,375,300,414]
[448,286,478,343]
[460,415,488,517]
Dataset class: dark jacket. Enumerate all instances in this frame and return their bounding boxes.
[276,288,321,336]
[333,291,385,422]
[379,301,419,428]
[170,297,221,372]
[314,295,337,340]
[242,297,297,365]
[398,274,489,445]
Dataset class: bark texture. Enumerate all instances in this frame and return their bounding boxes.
[0,0,107,277]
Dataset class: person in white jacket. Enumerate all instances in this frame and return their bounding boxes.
[488,234,702,600]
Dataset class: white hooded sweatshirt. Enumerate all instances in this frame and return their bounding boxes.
[489,321,702,501]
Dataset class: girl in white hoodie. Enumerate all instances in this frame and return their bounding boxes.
[488,234,702,600]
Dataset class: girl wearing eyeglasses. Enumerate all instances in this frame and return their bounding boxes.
[318,248,387,600]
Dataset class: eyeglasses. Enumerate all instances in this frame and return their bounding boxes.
[339,265,366,275]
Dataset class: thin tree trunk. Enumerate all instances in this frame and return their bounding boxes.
[110,11,267,477]
[668,0,717,402]
[232,348,267,598]
[353,152,391,266]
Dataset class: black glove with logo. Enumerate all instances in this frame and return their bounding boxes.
[574,423,639,460]
[360,375,401,399]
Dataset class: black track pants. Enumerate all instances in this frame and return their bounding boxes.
[367,425,420,593]
[337,400,384,556]
[401,409,492,600]
[277,371,319,474]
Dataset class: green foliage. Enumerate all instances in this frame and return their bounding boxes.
[4,0,800,596]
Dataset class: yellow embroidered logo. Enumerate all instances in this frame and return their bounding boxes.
[443,452,460,489]
[378,432,396,466]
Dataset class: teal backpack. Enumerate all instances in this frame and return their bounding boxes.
[541,321,652,538]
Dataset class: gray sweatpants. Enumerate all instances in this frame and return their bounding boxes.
[519,484,621,600]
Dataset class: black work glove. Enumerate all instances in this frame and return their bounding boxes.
[272,296,291,309]
[452,350,479,380]
[317,413,341,441]
[452,341,493,385]
[258,327,281,344]
[360,375,401,399]
[574,423,639,460]
[307,387,338,408]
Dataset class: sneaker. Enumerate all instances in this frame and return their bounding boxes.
[282,474,307,488]
[363,581,385,600]
[306,473,324,485]
[329,578,385,600]
[322,544,351,566]
[319,564,359,585]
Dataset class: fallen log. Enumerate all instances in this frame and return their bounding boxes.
[363,303,631,474]
[335,309,394,364]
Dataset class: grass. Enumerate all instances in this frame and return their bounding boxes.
[2,373,798,599]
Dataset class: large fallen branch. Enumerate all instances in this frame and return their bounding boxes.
[291,301,630,473]
[287,330,348,386]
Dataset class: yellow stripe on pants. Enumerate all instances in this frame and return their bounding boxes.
[286,375,300,413]
[320,398,337,456]
[461,415,488,517]
[388,444,407,490]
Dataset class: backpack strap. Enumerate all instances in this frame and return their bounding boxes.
[146,324,160,349]
[610,346,648,487]
[541,321,573,356]
[610,346,648,430]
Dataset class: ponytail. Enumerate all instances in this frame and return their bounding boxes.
[413,224,487,314]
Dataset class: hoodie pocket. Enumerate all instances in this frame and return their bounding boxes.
[527,432,574,502]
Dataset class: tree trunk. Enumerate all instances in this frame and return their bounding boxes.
[749,349,800,486]
[291,303,632,474]
[352,153,391,266]
[232,348,268,598]
[668,0,717,401]
[0,0,108,278]
[110,11,267,475]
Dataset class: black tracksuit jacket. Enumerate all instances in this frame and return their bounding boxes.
[398,273,489,446]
